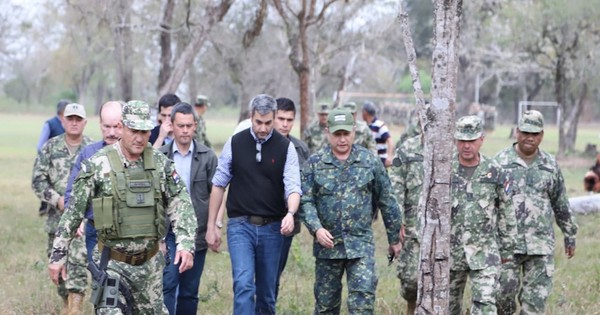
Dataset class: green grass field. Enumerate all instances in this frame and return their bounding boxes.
[0,112,599,314]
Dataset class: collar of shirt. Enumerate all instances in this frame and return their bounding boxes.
[249,128,273,144]
[172,141,194,157]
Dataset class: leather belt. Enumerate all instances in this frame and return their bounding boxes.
[248,215,281,226]
[98,241,159,266]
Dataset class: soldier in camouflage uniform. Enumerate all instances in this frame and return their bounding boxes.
[48,101,197,314]
[494,110,577,315]
[389,122,423,315]
[300,108,402,315]
[32,103,93,313]
[342,102,376,153]
[450,116,517,315]
[304,103,331,154]
[193,94,212,148]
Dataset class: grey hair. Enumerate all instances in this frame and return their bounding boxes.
[362,101,378,116]
[170,102,195,123]
[249,94,277,116]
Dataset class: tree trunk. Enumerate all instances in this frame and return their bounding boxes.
[565,82,587,153]
[417,1,462,314]
[157,0,234,98]
[555,53,568,158]
[157,0,176,93]
[112,0,133,101]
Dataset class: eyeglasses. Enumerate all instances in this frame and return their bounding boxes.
[256,142,262,163]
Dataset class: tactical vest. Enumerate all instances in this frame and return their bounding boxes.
[92,146,166,240]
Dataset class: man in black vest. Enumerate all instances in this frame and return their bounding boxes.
[206,94,301,315]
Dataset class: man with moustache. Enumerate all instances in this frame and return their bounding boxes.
[495,110,578,315]
[49,100,197,314]
[64,101,124,264]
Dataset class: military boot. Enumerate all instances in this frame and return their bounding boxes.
[67,293,84,315]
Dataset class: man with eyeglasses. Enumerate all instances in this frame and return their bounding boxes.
[205,94,301,314]
[495,110,578,315]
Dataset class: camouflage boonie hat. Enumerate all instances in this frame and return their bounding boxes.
[454,115,483,140]
[64,103,86,119]
[328,108,355,133]
[343,101,357,113]
[195,94,210,107]
[122,100,154,131]
[317,103,331,114]
[518,110,544,133]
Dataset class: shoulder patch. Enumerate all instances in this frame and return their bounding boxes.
[172,170,180,184]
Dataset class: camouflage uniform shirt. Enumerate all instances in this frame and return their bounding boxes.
[300,145,402,259]
[49,142,197,265]
[304,121,327,154]
[494,144,577,255]
[389,135,423,240]
[354,120,377,153]
[32,134,93,234]
[194,115,211,148]
[451,154,517,270]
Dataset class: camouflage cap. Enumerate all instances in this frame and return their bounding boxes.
[195,94,210,107]
[343,101,357,113]
[327,108,355,133]
[64,103,86,119]
[122,100,154,131]
[518,110,544,133]
[317,103,331,114]
[454,115,483,140]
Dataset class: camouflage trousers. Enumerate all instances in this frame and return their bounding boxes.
[96,251,168,315]
[397,237,419,303]
[497,254,554,315]
[47,233,88,299]
[314,256,377,315]
[449,265,499,315]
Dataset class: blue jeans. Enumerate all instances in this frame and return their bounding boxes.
[275,235,294,299]
[163,228,207,315]
[228,216,284,315]
[85,220,97,263]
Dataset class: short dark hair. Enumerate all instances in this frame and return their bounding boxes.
[56,99,71,115]
[276,97,296,115]
[362,101,377,116]
[158,94,181,111]
[170,102,195,123]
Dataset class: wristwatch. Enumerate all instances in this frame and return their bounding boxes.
[216,221,223,229]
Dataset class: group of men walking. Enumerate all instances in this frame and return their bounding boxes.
[391,111,577,315]
[32,92,577,315]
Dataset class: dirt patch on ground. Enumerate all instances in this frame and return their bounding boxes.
[557,156,595,168]
[557,156,594,168]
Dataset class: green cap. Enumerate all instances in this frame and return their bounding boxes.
[454,115,483,140]
[195,94,210,107]
[317,103,330,114]
[342,101,357,113]
[327,108,355,133]
[122,100,154,131]
[518,110,544,133]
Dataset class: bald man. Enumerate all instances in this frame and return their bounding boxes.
[64,101,124,262]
